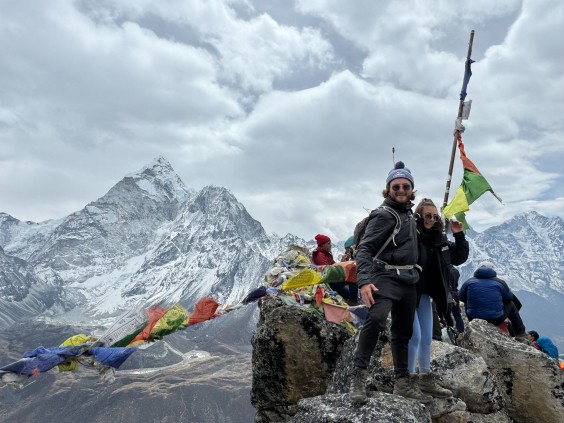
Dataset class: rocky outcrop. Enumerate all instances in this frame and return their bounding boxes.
[290,392,432,422]
[251,300,564,423]
[457,319,564,423]
[251,297,351,422]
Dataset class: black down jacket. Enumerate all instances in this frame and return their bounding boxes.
[356,198,419,290]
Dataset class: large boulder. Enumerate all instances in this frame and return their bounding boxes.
[457,319,564,423]
[329,326,503,421]
[250,297,351,422]
[328,328,396,395]
[251,300,564,423]
[429,341,504,413]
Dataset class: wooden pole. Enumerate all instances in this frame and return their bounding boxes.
[442,30,475,210]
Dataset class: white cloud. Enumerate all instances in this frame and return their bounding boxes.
[0,0,562,241]
[78,0,337,96]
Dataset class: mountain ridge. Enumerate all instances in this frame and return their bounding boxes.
[0,158,563,347]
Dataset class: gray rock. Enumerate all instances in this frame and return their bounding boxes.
[436,409,512,423]
[429,340,504,413]
[328,319,395,395]
[290,392,431,423]
[253,300,564,423]
[251,297,351,422]
[457,319,564,423]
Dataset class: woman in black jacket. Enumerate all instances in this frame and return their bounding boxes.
[407,198,469,398]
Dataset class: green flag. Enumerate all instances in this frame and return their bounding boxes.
[443,134,501,228]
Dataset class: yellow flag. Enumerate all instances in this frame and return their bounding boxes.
[281,268,322,290]
[443,186,470,218]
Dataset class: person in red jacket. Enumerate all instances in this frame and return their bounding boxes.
[312,234,335,265]
[312,234,358,305]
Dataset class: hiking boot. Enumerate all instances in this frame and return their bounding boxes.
[393,375,433,405]
[419,373,453,398]
[349,367,368,405]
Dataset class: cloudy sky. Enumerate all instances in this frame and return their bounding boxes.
[1,0,563,241]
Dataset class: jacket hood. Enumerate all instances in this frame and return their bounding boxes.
[473,266,497,279]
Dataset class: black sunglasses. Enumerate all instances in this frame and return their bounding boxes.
[391,184,412,191]
[424,213,440,222]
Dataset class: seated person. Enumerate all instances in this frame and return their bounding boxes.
[528,330,559,359]
[459,261,526,341]
[312,234,334,265]
[341,235,355,261]
[312,234,358,305]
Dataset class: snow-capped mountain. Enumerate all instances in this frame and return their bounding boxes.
[0,246,64,327]
[0,158,563,347]
[116,185,274,312]
[0,157,305,325]
[458,211,564,295]
[30,156,193,285]
[457,211,564,348]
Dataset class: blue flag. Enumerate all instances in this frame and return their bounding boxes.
[460,58,475,101]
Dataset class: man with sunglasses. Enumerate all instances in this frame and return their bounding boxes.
[349,161,431,405]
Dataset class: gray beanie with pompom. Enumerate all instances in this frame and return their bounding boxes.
[386,161,414,187]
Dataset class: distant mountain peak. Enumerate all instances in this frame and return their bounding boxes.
[491,210,564,234]
[133,156,174,177]
[190,185,246,216]
[117,157,193,203]
[200,185,236,199]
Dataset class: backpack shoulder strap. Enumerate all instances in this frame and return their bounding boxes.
[373,206,402,259]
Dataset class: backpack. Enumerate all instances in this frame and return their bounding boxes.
[353,206,401,259]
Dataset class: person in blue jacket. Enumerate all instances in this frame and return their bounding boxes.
[528,330,559,359]
[459,261,527,340]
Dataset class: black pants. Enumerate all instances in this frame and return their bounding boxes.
[444,303,465,333]
[329,282,359,302]
[431,301,442,340]
[487,301,525,336]
[353,283,417,378]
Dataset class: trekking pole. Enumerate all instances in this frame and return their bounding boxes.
[442,30,475,211]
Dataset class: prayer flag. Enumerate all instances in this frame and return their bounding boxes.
[460,58,475,101]
[443,134,502,228]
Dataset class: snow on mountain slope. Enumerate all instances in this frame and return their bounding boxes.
[2,158,563,333]
[0,247,64,326]
[458,211,564,296]
[121,186,274,313]
[0,159,293,323]
[26,157,193,285]
[0,213,63,261]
